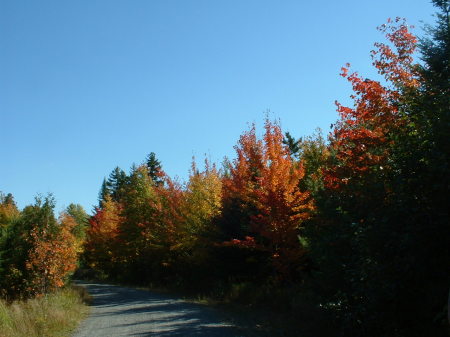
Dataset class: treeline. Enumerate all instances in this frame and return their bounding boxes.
[84,122,317,285]
[1,2,448,336]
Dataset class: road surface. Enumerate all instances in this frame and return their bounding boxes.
[72,282,250,337]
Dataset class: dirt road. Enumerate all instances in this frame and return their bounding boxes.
[72,282,249,337]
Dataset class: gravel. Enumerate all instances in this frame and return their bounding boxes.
[72,282,249,337]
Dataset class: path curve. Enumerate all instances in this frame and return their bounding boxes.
[72,282,247,337]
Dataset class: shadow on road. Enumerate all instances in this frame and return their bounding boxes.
[73,281,249,337]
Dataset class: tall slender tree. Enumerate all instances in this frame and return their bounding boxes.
[146,152,164,185]
[106,167,128,202]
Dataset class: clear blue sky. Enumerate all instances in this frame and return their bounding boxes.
[0,0,436,214]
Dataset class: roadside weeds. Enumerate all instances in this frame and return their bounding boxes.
[0,286,90,337]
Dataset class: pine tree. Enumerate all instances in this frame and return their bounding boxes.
[98,178,110,207]
[282,132,301,158]
[146,152,163,185]
[106,167,128,202]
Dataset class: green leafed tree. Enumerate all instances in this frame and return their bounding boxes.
[66,203,89,241]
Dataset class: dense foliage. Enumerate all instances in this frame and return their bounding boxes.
[1,1,448,335]
[0,194,86,299]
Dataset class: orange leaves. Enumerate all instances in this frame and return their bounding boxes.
[340,63,350,78]
[85,121,317,282]
[84,195,122,272]
[26,213,78,296]
[224,123,265,203]
[153,175,185,246]
[373,18,420,89]
[222,236,257,248]
[89,195,121,240]
[223,119,314,278]
[327,19,419,191]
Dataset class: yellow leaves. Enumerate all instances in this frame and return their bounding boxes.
[173,161,224,249]
[186,165,222,221]
[0,197,20,227]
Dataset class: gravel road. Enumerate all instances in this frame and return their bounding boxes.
[72,282,249,337]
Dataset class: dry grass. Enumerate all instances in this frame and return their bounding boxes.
[0,286,90,337]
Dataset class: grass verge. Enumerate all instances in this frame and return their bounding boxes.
[0,286,90,337]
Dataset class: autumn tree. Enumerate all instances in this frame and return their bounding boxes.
[183,160,222,244]
[253,120,314,279]
[107,164,182,284]
[169,160,223,287]
[84,194,122,278]
[0,193,20,228]
[8,195,60,297]
[26,212,78,295]
[219,123,264,243]
[0,195,79,299]
[220,120,314,280]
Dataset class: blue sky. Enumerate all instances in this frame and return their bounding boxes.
[0,0,436,213]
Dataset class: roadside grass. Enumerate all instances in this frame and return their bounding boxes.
[0,286,90,337]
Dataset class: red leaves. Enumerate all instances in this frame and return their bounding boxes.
[222,236,257,248]
[326,19,419,191]
[373,18,420,88]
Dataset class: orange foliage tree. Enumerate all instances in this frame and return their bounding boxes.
[85,194,122,276]
[326,18,420,194]
[223,119,314,279]
[26,213,78,295]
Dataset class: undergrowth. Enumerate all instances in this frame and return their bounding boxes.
[0,286,89,337]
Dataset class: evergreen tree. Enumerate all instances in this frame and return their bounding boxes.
[146,152,163,185]
[98,178,110,207]
[106,167,128,202]
[382,1,450,333]
[0,192,21,295]
[306,5,449,335]
[283,132,301,158]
